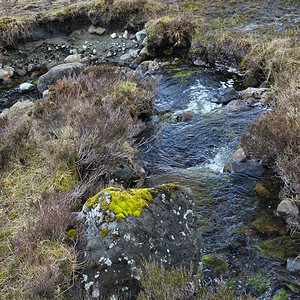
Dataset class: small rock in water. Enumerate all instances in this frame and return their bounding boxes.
[223,148,247,173]
[254,183,270,198]
[92,49,97,55]
[106,51,113,58]
[120,53,131,61]
[287,257,300,272]
[64,54,81,63]
[111,33,117,39]
[82,45,88,51]
[176,111,195,121]
[19,82,34,92]
[122,30,129,40]
[135,60,160,76]
[210,87,240,104]
[277,199,299,218]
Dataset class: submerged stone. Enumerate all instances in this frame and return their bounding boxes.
[255,183,271,198]
[251,215,285,234]
[254,236,300,261]
[286,257,300,273]
[246,273,271,295]
[201,253,229,275]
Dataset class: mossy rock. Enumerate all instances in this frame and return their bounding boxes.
[251,215,285,234]
[255,183,271,198]
[271,289,290,300]
[172,70,195,81]
[246,273,270,295]
[201,253,229,275]
[254,236,300,261]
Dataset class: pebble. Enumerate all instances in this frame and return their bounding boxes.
[19,82,34,92]
[111,33,117,39]
[123,30,129,40]
[92,49,97,55]
[64,54,81,63]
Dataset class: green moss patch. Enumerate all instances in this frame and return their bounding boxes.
[251,215,285,234]
[246,273,271,295]
[254,236,300,261]
[201,253,229,275]
[86,187,153,220]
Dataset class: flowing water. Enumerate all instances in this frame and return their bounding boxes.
[2,55,300,298]
[140,61,300,299]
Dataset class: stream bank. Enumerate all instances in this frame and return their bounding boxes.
[1,7,300,298]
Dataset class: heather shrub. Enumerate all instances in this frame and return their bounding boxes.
[242,74,300,195]
[0,64,156,299]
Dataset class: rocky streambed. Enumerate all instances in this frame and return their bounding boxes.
[1,22,300,299]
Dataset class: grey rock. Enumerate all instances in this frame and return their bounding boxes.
[226,99,252,111]
[239,87,269,99]
[19,82,35,92]
[0,66,14,80]
[135,60,160,76]
[64,54,81,63]
[111,33,117,39]
[193,59,206,67]
[77,184,202,298]
[37,62,85,93]
[129,49,139,58]
[88,25,106,36]
[142,36,148,47]
[277,199,299,218]
[139,47,150,57]
[107,161,145,187]
[120,53,131,61]
[223,148,247,173]
[135,29,147,43]
[210,87,240,104]
[123,30,129,40]
[287,257,300,272]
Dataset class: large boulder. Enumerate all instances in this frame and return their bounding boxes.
[76,184,202,298]
[37,62,85,93]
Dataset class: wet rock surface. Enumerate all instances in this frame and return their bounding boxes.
[37,62,85,93]
[209,87,240,104]
[77,184,201,298]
